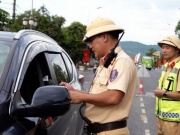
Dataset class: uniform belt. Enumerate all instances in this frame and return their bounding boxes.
[85,120,127,134]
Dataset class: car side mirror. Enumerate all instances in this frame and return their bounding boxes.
[10,86,71,117]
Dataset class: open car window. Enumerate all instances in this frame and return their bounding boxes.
[20,52,51,104]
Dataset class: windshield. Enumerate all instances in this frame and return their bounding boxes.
[0,42,11,78]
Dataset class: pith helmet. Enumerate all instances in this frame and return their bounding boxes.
[83,17,124,42]
[158,35,180,49]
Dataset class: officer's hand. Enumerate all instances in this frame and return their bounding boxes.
[69,90,82,104]
[59,82,75,91]
[154,89,163,98]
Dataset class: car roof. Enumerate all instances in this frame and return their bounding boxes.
[0,31,17,41]
[0,30,58,45]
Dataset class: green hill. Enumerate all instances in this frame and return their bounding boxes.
[119,41,161,56]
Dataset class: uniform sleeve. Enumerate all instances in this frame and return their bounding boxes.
[108,57,134,93]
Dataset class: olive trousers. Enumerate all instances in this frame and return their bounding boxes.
[157,117,180,135]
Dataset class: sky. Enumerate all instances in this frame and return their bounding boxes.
[1,0,180,45]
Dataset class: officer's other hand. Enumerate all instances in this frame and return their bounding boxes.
[154,89,163,98]
[59,82,75,91]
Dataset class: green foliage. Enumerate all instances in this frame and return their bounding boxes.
[146,48,157,56]
[9,6,53,32]
[64,22,86,64]
[9,14,24,31]
[0,9,12,30]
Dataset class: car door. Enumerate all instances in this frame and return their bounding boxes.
[7,40,84,134]
[4,41,53,134]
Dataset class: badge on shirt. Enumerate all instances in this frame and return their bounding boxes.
[110,69,118,82]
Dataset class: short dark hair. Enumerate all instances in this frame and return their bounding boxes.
[106,31,120,39]
[89,31,121,42]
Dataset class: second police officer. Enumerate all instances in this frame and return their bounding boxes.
[154,35,180,135]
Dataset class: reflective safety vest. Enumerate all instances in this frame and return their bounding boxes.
[155,61,180,122]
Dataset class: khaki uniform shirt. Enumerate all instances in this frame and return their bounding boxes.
[84,46,137,123]
[164,56,180,92]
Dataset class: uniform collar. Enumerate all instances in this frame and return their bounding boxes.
[168,56,180,68]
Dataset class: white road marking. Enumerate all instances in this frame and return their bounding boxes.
[140,103,144,107]
[142,109,146,113]
[144,119,148,123]
[145,129,151,135]
[141,114,148,123]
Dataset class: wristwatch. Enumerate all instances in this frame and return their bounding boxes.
[163,91,168,97]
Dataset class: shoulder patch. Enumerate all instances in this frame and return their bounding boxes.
[110,69,118,82]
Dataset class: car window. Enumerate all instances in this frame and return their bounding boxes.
[61,52,73,81]
[20,52,51,104]
[48,53,70,83]
[0,42,11,78]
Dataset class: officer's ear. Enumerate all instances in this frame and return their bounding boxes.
[101,33,108,42]
[175,48,180,54]
[178,49,180,55]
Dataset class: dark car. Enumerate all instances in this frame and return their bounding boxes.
[0,30,84,135]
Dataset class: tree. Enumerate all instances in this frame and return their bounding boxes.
[46,15,66,45]
[0,9,12,31]
[175,20,180,38]
[9,6,52,32]
[9,6,66,46]
[146,48,157,56]
[64,22,86,64]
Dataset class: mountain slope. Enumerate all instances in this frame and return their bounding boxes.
[119,41,161,56]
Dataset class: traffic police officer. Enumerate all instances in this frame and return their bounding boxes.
[154,35,180,135]
[60,17,137,135]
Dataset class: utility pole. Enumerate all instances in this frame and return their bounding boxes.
[12,0,16,20]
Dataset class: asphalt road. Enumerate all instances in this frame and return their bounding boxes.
[78,67,162,135]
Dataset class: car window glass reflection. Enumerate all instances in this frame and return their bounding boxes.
[48,54,70,83]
